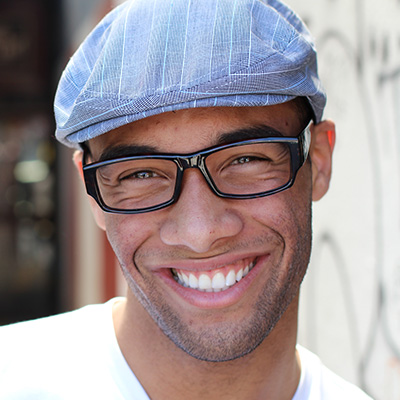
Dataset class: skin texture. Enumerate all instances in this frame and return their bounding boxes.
[75,103,335,400]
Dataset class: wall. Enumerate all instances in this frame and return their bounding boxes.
[287,1,400,399]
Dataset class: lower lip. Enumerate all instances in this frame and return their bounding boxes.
[156,255,269,310]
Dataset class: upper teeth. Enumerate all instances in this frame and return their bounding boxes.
[173,262,255,292]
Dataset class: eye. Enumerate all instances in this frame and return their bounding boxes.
[230,155,269,165]
[120,170,160,181]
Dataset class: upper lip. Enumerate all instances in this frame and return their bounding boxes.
[147,251,269,273]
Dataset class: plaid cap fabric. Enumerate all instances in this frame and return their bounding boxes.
[55,0,326,148]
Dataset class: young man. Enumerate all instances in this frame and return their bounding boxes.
[0,0,373,399]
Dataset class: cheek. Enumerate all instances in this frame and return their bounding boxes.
[246,169,313,253]
[102,213,156,266]
[247,193,311,233]
[280,173,313,268]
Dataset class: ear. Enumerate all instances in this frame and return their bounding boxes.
[309,120,336,201]
[72,150,106,231]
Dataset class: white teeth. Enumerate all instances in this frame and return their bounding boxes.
[173,260,256,292]
[236,268,243,282]
[181,273,189,287]
[226,270,236,286]
[212,272,226,289]
[198,274,212,290]
[188,274,198,289]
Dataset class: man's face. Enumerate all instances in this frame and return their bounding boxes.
[88,104,315,362]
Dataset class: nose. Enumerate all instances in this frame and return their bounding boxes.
[159,169,243,253]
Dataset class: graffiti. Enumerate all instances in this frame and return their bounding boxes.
[286,0,400,399]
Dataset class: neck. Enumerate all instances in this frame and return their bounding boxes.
[113,291,301,400]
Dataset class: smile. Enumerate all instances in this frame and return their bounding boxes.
[171,258,256,293]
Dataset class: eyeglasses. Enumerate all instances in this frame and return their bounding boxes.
[82,122,312,214]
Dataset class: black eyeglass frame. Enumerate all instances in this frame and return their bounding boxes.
[82,122,312,214]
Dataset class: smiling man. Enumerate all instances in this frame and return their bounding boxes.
[0,0,373,399]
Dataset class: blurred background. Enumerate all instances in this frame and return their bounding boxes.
[0,0,399,399]
[0,0,122,326]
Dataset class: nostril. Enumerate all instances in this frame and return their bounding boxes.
[159,206,243,253]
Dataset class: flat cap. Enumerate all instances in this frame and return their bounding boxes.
[55,0,326,148]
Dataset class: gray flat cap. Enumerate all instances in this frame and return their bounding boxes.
[55,0,326,148]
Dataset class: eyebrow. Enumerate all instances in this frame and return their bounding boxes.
[98,125,285,161]
[216,125,284,145]
[98,144,158,162]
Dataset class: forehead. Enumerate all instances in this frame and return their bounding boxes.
[89,103,301,157]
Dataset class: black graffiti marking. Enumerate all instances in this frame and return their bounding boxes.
[301,0,400,397]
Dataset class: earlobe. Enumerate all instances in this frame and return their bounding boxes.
[309,120,336,201]
[72,150,106,231]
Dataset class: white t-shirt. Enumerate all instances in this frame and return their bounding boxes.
[0,299,373,399]
[293,346,373,400]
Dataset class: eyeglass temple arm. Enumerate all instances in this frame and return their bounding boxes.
[300,125,312,163]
